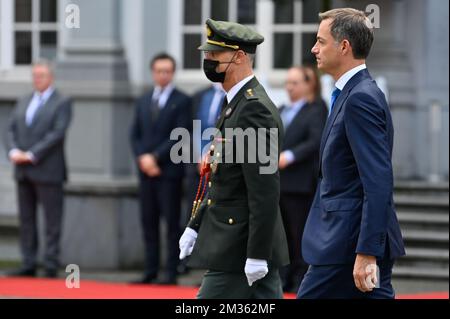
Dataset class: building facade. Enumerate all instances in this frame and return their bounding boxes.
[0,0,448,268]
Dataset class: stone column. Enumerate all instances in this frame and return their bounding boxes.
[56,0,132,179]
[50,0,144,269]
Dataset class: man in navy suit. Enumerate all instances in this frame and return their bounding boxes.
[297,8,405,299]
[130,53,191,284]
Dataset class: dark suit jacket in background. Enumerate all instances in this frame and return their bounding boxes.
[6,90,72,184]
[130,87,191,179]
[279,99,328,194]
[302,69,405,266]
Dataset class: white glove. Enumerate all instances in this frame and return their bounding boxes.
[179,227,198,260]
[244,258,268,286]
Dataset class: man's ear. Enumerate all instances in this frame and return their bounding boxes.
[341,39,352,56]
[235,50,246,64]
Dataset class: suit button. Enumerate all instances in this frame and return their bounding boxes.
[228,218,234,225]
[207,199,212,205]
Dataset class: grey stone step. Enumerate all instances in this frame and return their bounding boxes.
[398,212,449,232]
[393,266,449,280]
[402,248,449,261]
[394,195,449,209]
[394,181,449,197]
[398,212,449,224]
[0,215,19,236]
[0,237,20,261]
[395,198,449,216]
[402,230,449,243]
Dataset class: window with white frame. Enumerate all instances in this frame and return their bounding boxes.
[0,0,58,69]
[181,0,328,71]
[182,0,257,69]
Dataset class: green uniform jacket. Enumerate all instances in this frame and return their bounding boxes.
[187,77,289,272]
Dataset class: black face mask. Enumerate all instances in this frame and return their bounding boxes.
[203,52,237,83]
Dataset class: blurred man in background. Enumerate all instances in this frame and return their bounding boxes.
[278,65,328,292]
[130,53,191,285]
[5,59,72,278]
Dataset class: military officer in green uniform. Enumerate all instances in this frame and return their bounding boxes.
[179,18,289,299]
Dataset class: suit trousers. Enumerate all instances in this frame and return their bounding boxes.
[138,175,182,278]
[17,178,64,270]
[297,258,395,299]
[279,192,314,289]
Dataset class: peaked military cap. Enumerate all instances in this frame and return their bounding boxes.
[198,18,264,53]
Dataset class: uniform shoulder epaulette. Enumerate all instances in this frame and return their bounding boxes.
[244,88,258,100]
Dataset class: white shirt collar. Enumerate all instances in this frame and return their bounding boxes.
[34,86,55,102]
[289,98,307,109]
[335,64,367,91]
[153,83,175,107]
[226,74,254,104]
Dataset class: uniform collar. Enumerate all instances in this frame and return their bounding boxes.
[226,74,254,104]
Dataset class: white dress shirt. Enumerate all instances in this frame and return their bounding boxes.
[208,84,226,125]
[152,83,175,108]
[10,86,55,162]
[26,86,55,126]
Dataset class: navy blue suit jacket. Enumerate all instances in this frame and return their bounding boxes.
[302,69,405,265]
[130,87,191,179]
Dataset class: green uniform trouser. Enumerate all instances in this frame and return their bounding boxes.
[197,268,283,299]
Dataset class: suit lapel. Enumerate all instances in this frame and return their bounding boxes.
[20,94,34,127]
[143,88,154,123]
[284,102,310,137]
[157,88,178,122]
[319,69,371,159]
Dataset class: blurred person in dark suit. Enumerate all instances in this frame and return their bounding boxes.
[130,53,191,285]
[5,59,72,278]
[278,65,328,292]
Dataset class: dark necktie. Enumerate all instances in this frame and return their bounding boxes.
[150,95,160,124]
[329,87,341,115]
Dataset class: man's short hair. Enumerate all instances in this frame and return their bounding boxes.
[319,8,374,59]
[150,53,177,72]
[32,58,55,75]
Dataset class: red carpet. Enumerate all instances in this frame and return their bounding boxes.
[0,278,447,299]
